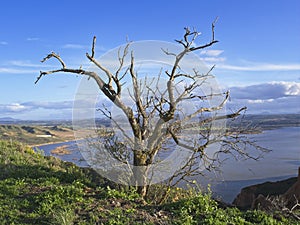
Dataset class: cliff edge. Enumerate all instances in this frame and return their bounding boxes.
[233,168,299,210]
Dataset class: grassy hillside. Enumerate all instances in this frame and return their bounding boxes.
[0,125,74,146]
[0,140,297,224]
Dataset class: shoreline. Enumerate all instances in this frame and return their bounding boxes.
[30,139,76,148]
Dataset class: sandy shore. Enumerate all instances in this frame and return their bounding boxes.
[30,139,76,148]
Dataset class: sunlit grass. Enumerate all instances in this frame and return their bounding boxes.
[0,139,297,224]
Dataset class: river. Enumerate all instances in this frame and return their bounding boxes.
[34,126,300,203]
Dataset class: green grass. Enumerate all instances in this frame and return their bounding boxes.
[0,139,298,224]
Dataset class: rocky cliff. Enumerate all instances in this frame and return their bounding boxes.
[233,168,299,210]
[282,167,300,209]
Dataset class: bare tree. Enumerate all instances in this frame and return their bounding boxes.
[36,21,267,199]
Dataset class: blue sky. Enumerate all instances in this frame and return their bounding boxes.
[0,0,299,119]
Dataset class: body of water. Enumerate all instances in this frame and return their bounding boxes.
[33,140,89,167]
[212,126,300,202]
[35,126,300,203]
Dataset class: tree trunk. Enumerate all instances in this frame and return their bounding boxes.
[133,151,149,198]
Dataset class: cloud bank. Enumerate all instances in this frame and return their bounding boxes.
[0,101,74,114]
[228,81,300,114]
[230,82,300,100]
[217,63,300,72]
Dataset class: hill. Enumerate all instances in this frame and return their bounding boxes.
[0,139,298,224]
[241,114,300,130]
[0,117,21,123]
[0,124,74,146]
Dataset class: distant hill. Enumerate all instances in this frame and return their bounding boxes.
[0,124,74,146]
[0,117,21,123]
[238,114,300,130]
[0,114,299,145]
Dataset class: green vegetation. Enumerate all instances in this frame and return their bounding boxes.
[0,140,298,224]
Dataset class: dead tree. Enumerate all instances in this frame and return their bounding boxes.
[36,22,267,199]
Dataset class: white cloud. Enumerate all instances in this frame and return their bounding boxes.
[62,43,106,52]
[230,81,300,100]
[0,100,75,117]
[63,44,88,49]
[0,103,32,113]
[227,81,300,114]
[0,60,53,74]
[7,103,27,112]
[247,99,274,104]
[200,50,224,57]
[0,67,37,74]
[23,101,74,109]
[217,63,300,72]
[7,60,48,68]
[198,57,226,63]
[280,81,300,96]
[195,50,225,64]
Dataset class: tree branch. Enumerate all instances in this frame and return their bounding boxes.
[41,52,66,69]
